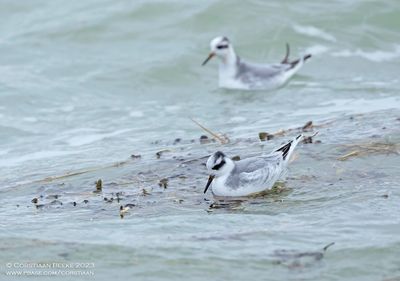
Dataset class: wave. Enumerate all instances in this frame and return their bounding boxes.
[332,46,400,62]
[293,25,336,42]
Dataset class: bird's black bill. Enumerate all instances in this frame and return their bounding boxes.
[204,175,215,194]
[202,53,215,66]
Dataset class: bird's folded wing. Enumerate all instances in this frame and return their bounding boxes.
[238,60,290,80]
[239,161,283,188]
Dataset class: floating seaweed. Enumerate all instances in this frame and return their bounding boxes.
[199,135,210,144]
[103,197,114,203]
[119,204,136,218]
[49,200,63,206]
[158,178,168,189]
[231,155,241,161]
[302,121,313,131]
[142,189,151,196]
[208,200,244,211]
[258,132,274,141]
[156,150,171,159]
[115,192,125,203]
[338,142,399,161]
[93,179,103,193]
[173,138,182,145]
[190,118,229,144]
[119,205,130,219]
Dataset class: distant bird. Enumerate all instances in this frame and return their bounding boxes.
[204,135,303,197]
[202,36,311,90]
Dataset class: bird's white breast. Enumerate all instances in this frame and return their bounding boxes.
[218,63,250,90]
[211,175,274,197]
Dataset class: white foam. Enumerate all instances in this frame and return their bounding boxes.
[61,105,75,112]
[66,129,131,146]
[0,150,78,167]
[165,105,181,112]
[332,46,400,62]
[293,25,336,42]
[304,45,329,56]
[292,96,400,116]
[23,117,38,122]
[129,111,144,117]
[229,116,247,123]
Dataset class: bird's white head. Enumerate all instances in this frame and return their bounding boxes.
[202,36,235,66]
[204,151,235,194]
[206,151,235,176]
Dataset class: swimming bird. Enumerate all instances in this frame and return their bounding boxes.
[202,36,311,90]
[204,135,303,197]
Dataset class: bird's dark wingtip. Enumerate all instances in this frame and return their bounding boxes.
[281,43,290,64]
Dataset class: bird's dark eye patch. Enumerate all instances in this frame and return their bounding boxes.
[212,160,226,170]
[216,45,228,50]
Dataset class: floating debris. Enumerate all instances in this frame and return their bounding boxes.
[173,138,182,145]
[46,194,60,199]
[338,142,399,161]
[33,161,129,184]
[83,199,89,204]
[302,131,319,144]
[72,202,77,206]
[156,150,170,159]
[130,154,141,159]
[93,179,103,193]
[31,198,38,204]
[49,200,63,206]
[199,135,210,144]
[142,189,151,196]
[208,200,244,211]
[337,150,360,161]
[258,132,274,141]
[119,205,130,219]
[115,192,124,203]
[231,155,241,161]
[190,118,229,144]
[158,178,168,189]
[103,197,114,203]
[302,121,313,131]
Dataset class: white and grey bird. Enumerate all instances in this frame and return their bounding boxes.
[204,135,303,197]
[202,36,311,90]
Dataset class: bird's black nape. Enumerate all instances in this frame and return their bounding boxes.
[212,151,226,170]
[212,159,226,170]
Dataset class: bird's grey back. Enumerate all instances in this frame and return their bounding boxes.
[235,57,291,83]
[225,154,282,189]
